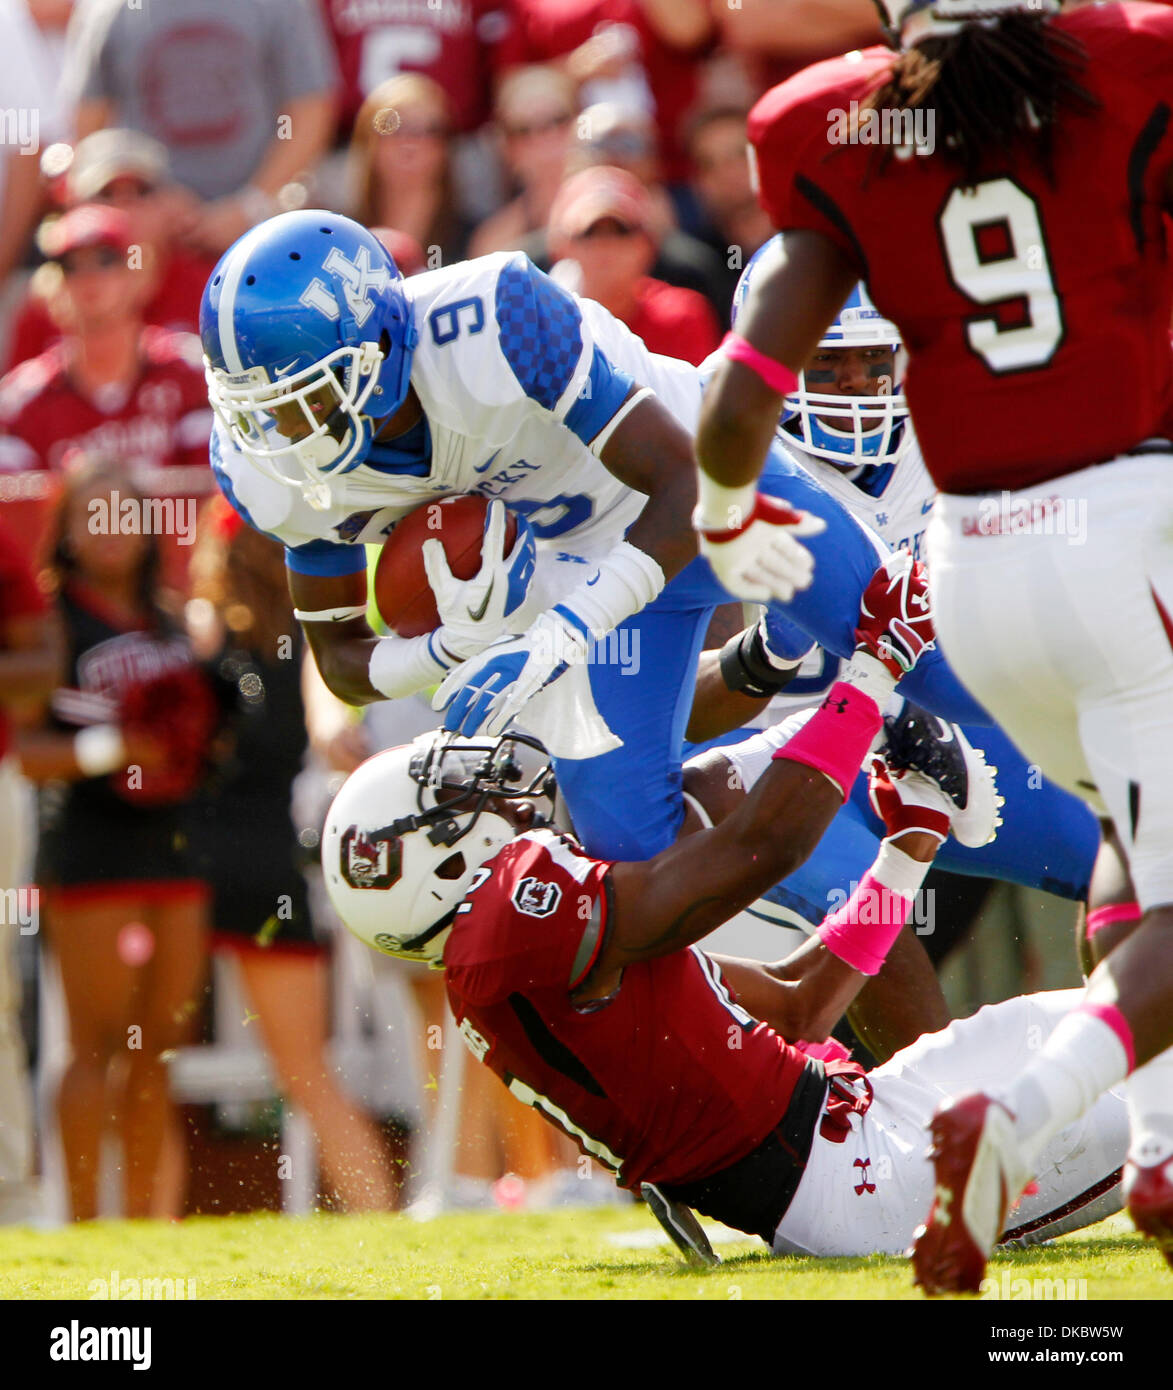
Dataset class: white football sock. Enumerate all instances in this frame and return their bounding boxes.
[1002,1007,1131,1172]
[1126,1046,1173,1167]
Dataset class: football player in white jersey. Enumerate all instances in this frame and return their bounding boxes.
[203,211,989,862]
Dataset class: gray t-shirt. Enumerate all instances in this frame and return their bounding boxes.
[62,0,338,200]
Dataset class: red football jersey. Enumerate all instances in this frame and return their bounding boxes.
[0,328,215,588]
[444,828,816,1190]
[748,4,1173,493]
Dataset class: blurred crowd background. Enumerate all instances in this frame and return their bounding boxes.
[0,0,1081,1225]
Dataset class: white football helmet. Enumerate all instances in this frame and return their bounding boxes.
[321,730,556,966]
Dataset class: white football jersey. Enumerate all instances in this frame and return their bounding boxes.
[212,252,706,578]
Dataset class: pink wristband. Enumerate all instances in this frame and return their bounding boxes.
[1086,902,1141,940]
[772,681,881,798]
[817,870,910,976]
[721,332,799,396]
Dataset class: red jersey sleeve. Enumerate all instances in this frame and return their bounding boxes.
[747,48,900,273]
[445,830,612,1005]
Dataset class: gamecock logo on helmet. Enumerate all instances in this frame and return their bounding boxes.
[512,876,562,918]
[341,826,402,890]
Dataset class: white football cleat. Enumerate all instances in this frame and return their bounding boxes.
[880,699,1001,848]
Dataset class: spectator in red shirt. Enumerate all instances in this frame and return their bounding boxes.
[5,129,217,374]
[323,0,515,140]
[470,65,578,258]
[0,204,214,594]
[347,75,474,269]
[548,165,719,365]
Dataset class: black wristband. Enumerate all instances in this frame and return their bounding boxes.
[718,625,799,699]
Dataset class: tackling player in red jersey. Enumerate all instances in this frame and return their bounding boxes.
[693,0,1173,1290]
[318,584,1127,1257]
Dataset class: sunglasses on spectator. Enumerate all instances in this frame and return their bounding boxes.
[572,219,640,240]
[381,120,448,139]
[58,246,125,275]
[504,113,572,139]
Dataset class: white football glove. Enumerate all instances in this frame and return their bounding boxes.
[423,501,537,662]
[694,489,824,603]
[433,540,664,739]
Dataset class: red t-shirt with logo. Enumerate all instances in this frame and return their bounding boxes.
[0,328,214,589]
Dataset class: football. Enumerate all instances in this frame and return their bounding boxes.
[373,494,518,637]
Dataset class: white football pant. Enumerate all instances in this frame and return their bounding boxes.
[774,991,1126,1255]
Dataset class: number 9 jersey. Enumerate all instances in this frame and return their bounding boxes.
[747,3,1173,493]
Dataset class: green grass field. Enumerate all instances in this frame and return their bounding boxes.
[1,1205,1168,1301]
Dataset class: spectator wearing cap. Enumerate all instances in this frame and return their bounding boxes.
[548,166,719,366]
[561,100,729,318]
[347,75,474,271]
[5,129,217,373]
[469,66,577,259]
[60,0,338,255]
[0,203,214,593]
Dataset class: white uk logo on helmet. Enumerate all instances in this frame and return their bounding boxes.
[299,246,392,328]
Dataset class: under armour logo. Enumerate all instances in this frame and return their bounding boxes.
[853,1157,876,1196]
[299,246,391,328]
[822,695,850,714]
[934,1183,952,1226]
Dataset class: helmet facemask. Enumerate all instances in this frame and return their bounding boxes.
[324,733,557,968]
[205,341,386,509]
[783,294,910,467]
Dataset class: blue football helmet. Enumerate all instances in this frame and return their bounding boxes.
[201,211,418,501]
[732,239,909,467]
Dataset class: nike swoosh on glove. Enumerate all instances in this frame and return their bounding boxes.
[423,500,537,662]
[432,610,588,738]
[695,493,825,603]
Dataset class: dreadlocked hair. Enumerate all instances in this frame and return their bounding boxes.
[863,13,1099,186]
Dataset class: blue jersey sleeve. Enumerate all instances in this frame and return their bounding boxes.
[493,259,634,449]
[284,539,369,577]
